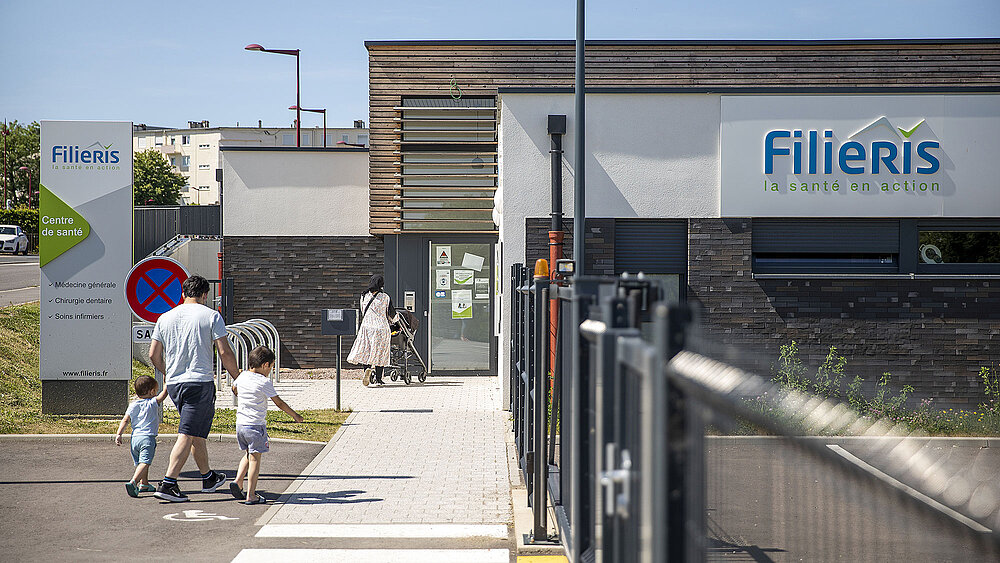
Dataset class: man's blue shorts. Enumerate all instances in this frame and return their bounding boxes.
[167,382,216,439]
[130,435,157,466]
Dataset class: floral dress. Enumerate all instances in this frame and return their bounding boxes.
[347,292,396,367]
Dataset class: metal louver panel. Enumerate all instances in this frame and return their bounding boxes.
[753,219,899,253]
[614,220,687,274]
[397,97,497,233]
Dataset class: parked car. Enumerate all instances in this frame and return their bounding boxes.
[0,225,29,255]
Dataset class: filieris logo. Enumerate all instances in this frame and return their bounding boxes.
[764,117,940,176]
[51,142,120,165]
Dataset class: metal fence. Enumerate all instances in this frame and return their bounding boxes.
[510,263,1000,562]
[133,205,220,261]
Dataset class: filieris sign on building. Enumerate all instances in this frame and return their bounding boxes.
[40,121,132,383]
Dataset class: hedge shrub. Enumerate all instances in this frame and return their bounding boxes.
[0,208,38,233]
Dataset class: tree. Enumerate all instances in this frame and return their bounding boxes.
[134,149,186,206]
[1,120,40,209]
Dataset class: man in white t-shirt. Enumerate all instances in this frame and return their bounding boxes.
[150,274,240,502]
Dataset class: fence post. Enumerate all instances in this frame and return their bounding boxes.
[531,265,551,543]
[656,303,704,562]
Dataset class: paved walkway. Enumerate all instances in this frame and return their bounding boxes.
[224,375,515,562]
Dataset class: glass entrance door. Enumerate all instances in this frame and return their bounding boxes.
[429,242,492,372]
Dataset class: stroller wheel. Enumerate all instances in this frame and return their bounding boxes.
[403,371,412,385]
[417,371,427,383]
[390,370,398,382]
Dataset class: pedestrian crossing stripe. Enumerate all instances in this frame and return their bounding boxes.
[256,523,508,539]
[231,548,509,562]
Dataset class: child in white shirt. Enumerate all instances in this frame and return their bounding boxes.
[230,345,303,504]
[115,375,166,497]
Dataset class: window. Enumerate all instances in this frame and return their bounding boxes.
[357,134,368,146]
[282,134,294,146]
[198,164,210,170]
[912,222,1000,274]
[198,143,210,149]
[341,134,350,143]
[325,134,334,146]
[137,137,146,148]
[197,185,209,191]
[170,136,176,145]
[180,185,189,192]
[169,157,176,166]
[155,136,163,147]
[300,133,311,146]
[752,219,900,274]
[181,156,190,170]
[181,135,190,145]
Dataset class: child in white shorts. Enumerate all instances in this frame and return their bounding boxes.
[230,345,303,505]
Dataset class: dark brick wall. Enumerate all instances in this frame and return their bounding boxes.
[689,219,1000,407]
[223,236,384,368]
[524,217,614,275]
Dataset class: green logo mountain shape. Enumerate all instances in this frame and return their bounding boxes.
[39,184,90,267]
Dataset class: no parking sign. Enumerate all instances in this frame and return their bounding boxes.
[124,257,190,323]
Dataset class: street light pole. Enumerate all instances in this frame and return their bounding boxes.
[245,44,301,147]
[18,166,32,209]
[574,0,586,275]
[289,106,327,147]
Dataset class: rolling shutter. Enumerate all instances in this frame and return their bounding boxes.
[752,219,899,254]
[614,220,687,274]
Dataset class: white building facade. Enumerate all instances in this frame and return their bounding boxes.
[133,123,369,205]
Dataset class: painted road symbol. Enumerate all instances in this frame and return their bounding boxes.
[163,509,239,522]
[124,256,190,323]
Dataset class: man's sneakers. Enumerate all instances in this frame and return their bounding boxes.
[153,481,189,502]
[229,482,246,500]
[201,470,228,493]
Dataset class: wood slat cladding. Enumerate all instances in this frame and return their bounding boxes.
[367,40,1000,234]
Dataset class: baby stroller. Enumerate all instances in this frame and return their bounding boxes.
[388,309,428,384]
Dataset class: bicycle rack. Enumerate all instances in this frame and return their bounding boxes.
[215,318,283,406]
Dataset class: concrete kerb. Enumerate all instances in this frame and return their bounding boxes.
[507,429,564,557]
[254,409,359,526]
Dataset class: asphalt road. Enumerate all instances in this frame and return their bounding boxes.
[0,253,39,306]
[0,436,324,562]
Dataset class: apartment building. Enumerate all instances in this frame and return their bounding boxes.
[132,121,369,205]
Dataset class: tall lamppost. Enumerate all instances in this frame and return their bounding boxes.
[289,106,326,147]
[18,166,33,209]
[1,123,8,209]
[245,44,301,147]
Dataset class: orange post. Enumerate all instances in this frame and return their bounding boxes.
[548,230,563,387]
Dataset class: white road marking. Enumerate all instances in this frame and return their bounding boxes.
[163,509,239,522]
[256,523,508,539]
[0,286,39,293]
[0,262,38,267]
[231,549,509,563]
[826,444,990,533]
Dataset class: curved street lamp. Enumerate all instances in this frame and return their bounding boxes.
[289,106,326,147]
[17,166,33,209]
[245,43,301,147]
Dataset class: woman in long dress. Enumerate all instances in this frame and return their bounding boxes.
[347,274,398,386]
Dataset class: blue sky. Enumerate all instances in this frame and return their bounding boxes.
[2,0,997,129]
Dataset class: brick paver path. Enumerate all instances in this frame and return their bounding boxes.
[264,376,512,526]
